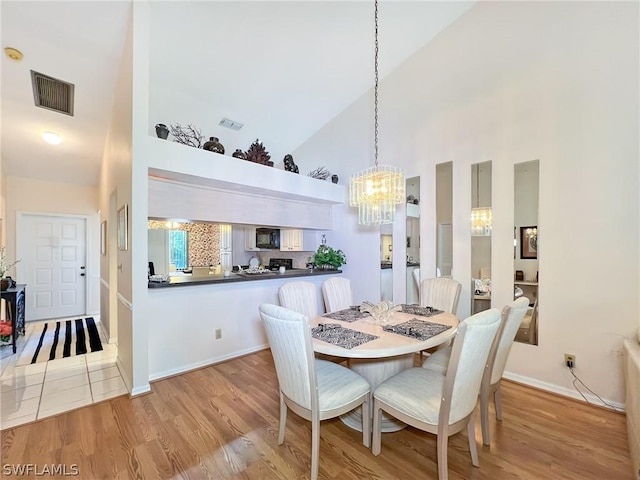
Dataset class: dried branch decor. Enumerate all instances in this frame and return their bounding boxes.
[170,123,205,148]
[308,166,330,180]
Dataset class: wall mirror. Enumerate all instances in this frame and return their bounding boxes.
[471,161,492,314]
[380,227,393,301]
[514,159,539,345]
[436,162,453,278]
[406,176,420,304]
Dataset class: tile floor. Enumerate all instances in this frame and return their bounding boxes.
[0,317,127,430]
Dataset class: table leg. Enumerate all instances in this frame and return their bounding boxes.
[340,354,415,432]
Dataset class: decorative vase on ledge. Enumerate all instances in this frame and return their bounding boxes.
[0,279,9,291]
[155,123,169,139]
[203,137,225,154]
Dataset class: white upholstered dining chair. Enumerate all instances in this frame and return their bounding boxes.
[259,303,371,480]
[422,297,530,445]
[321,276,353,313]
[418,277,462,359]
[419,277,462,314]
[278,281,318,319]
[372,308,502,480]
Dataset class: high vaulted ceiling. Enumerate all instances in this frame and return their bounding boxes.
[1,1,474,187]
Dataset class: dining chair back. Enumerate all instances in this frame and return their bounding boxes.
[418,277,462,359]
[372,308,501,480]
[420,277,462,314]
[278,281,318,319]
[516,298,538,345]
[479,296,529,444]
[321,277,353,313]
[259,303,371,480]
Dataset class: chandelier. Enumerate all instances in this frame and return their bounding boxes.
[471,163,492,236]
[349,0,404,225]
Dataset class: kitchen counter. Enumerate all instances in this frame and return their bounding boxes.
[148,268,342,288]
[381,262,420,270]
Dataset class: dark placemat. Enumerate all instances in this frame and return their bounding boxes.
[322,307,371,323]
[311,324,379,349]
[383,318,452,341]
[401,304,443,317]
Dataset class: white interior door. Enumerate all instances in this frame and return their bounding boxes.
[19,214,87,321]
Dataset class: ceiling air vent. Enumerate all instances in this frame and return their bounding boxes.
[31,70,75,116]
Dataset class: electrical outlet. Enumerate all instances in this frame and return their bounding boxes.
[564,353,575,368]
[215,329,222,340]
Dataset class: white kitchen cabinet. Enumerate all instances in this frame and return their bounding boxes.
[280,228,303,251]
[220,224,232,251]
[244,226,261,251]
[280,228,315,252]
[220,224,233,271]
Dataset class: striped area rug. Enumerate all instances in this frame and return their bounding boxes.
[17,318,103,366]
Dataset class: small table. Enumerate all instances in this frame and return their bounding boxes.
[1,284,26,354]
[311,307,458,432]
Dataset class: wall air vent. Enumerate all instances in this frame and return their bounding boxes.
[219,117,243,131]
[31,70,75,116]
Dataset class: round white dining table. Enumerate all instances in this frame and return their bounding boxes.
[311,308,458,432]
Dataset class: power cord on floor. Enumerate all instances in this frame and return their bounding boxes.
[569,367,623,412]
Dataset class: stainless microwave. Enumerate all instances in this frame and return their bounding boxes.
[256,228,280,249]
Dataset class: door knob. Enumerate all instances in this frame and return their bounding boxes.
[80,273,85,277]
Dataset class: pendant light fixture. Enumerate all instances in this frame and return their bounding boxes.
[349,0,405,225]
[471,163,492,236]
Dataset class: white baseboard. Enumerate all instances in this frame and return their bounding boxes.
[502,371,625,412]
[148,344,269,382]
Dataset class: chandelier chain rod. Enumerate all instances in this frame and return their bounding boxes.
[374,0,379,169]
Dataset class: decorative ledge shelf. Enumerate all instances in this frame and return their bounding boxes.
[146,136,345,206]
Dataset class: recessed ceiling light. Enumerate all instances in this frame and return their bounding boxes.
[42,131,63,145]
[4,47,23,61]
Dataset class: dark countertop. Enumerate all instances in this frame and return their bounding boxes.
[148,268,342,288]
[380,262,420,269]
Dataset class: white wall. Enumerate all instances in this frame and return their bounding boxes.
[147,274,332,379]
[99,4,140,393]
[6,177,100,315]
[297,2,639,405]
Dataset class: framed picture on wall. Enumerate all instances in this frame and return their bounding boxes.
[101,220,107,255]
[520,226,537,259]
[118,204,128,251]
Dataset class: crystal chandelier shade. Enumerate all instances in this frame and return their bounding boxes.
[349,165,405,225]
[471,163,492,236]
[349,0,405,225]
[471,208,492,236]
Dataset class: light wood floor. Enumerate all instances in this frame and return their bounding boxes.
[1,349,632,479]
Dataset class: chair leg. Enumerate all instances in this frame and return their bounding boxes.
[466,411,479,467]
[372,398,382,456]
[277,393,287,445]
[480,387,491,446]
[494,383,503,421]
[311,416,320,480]
[436,433,449,480]
[361,395,371,448]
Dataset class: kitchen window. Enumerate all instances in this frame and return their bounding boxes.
[169,230,188,270]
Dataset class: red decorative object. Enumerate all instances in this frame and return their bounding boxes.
[0,320,12,343]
